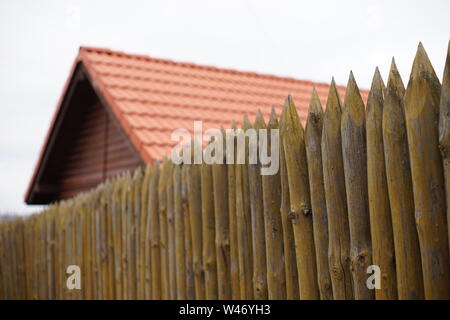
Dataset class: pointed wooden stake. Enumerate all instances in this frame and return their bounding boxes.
[366,67,397,300]
[181,163,195,299]
[341,71,374,300]
[227,122,240,300]
[279,105,300,300]
[140,164,152,299]
[165,162,177,299]
[248,110,268,299]
[235,115,254,299]
[322,79,353,299]
[158,159,170,299]
[305,89,333,300]
[173,164,186,299]
[262,108,286,299]
[148,162,161,299]
[383,58,424,300]
[212,132,231,299]
[283,95,319,300]
[439,41,450,260]
[201,157,218,299]
[404,43,450,299]
[186,142,205,300]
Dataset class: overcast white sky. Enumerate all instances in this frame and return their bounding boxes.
[0,0,449,214]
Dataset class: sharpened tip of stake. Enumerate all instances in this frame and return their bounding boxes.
[371,67,383,91]
[390,57,400,74]
[286,95,300,119]
[309,88,323,115]
[279,104,288,132]
[287,94,293,104]
[242,114,252,130]
[386,59,405,101]
[367,67,384,110]
[344,71,365,119]
[254,109,266,129]
[268,106,278,128]
[411,42,438,79]
[285,95,303,134]
[326,78,342,112]
[391,56,397,68]
[349,70,355,81]
[270,105,277,118]
[374,67,381,79]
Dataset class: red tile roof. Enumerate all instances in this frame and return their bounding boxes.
[55,47,370,164]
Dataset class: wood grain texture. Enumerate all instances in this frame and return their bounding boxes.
[247,115,268,300]
[404,43,450,299]
[201,161,219,299]
[235,118,254,299]
[321,80,353,300]
[279,106,300,300]
[261,109,286,299]
[439,41,450,263]
[366,68,397,300]
[305,90,333,300]
[282,96,319,300]
[383,60,424,299]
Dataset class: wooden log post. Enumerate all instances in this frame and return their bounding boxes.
[366,68,397,300]
[341,72,374,300]
[439,41,450,261]
[305,90,333,300]
[148,162,161,299]
[44,208,55,300]
[201,161,219,299]
[282,96,319,300]
[120,172,131,299]
[235,118,254,299]
[94,188,104,300]
[111,175,124,299]
[404,43,450,299]
[187,143,206,300]
[261,108,287,299]
[182,163,195,299]
[100,183,111,300]
[139,165,152,299]
[279,106,300,300]
[158,159,170,299]
[127,169,142,299]
[173,164,186,299]
[212,132,232,299]
[227,123,241,300]
[166,162,177,299]
[247,114,268,300]
[383,58,424,299]
[105,181,116,300]
[322,80,353,299]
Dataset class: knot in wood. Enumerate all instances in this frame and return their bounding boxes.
[288,210,299,224]
[301,205,312,217]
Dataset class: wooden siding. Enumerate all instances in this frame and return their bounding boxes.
[57,101,142,200]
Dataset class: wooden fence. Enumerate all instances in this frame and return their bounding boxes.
[1,42,450,300]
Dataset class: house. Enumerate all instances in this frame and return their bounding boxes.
[25,46,368,204]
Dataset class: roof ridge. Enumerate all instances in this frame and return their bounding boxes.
[79,46,355,91]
